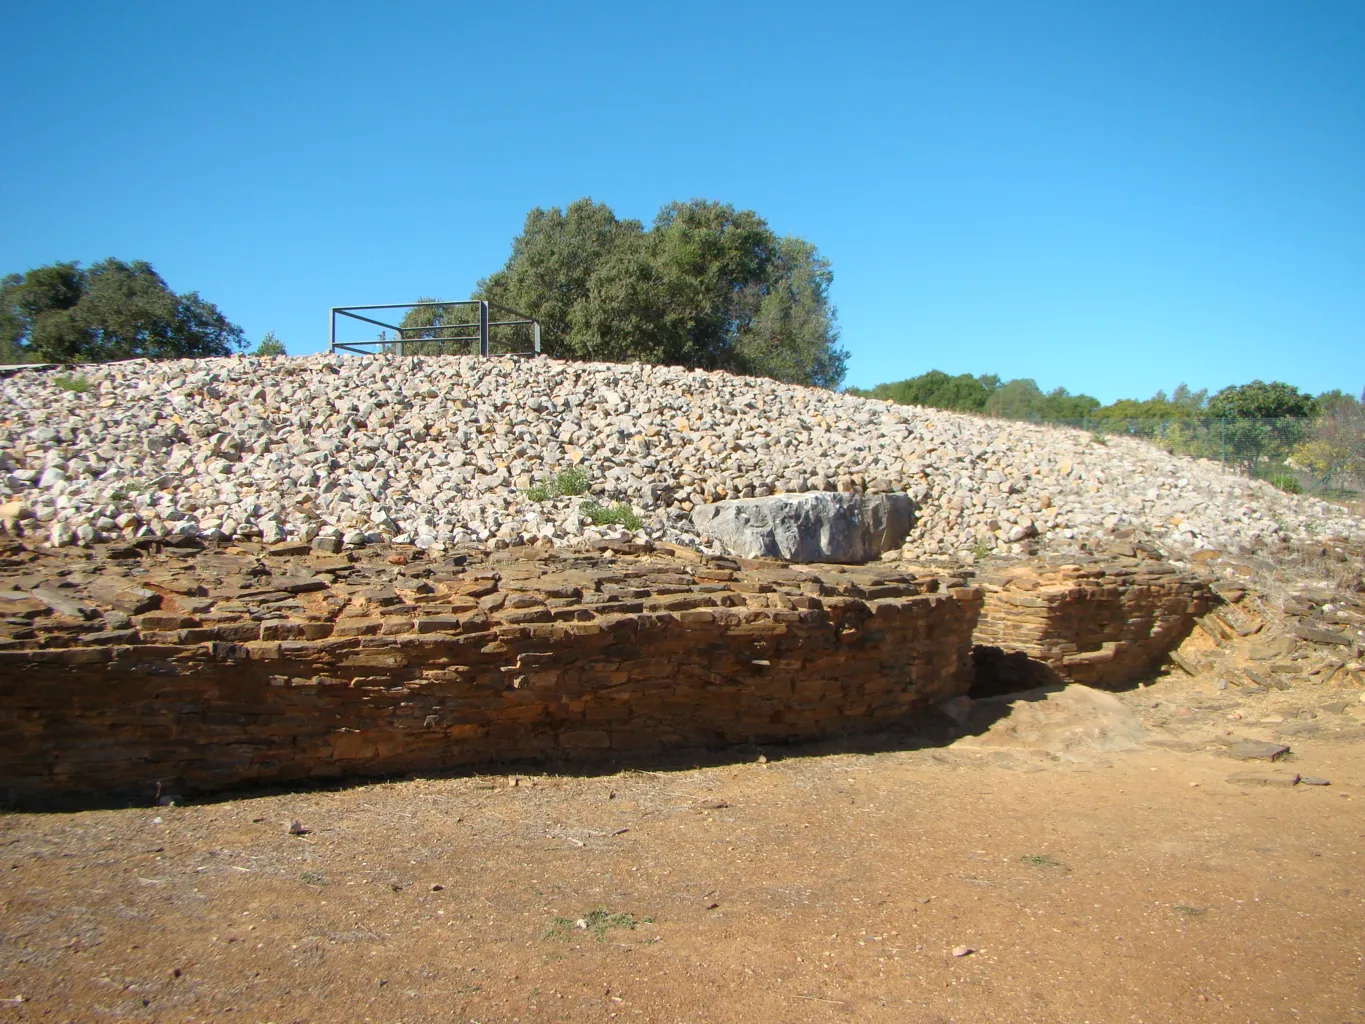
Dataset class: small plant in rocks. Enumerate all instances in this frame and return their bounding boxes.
[544,908,650,942]
[1269,473,1303,495]
[1020,853,1066,869]
[527,466,591,502]
[581,501,643,531]
[53,374,92,393]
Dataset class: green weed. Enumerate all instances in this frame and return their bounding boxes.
[526,466,591,502]
[544,907,651,942]
[54,374,92,393]
[1020,853,1066,869]
[1269,473,1302,495]
[581,501,643,531]
[300,871,329,887]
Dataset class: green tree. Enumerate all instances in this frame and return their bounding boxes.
[1294,390,1365,489]
[253,331,286,357]
[2,259,245,362]
[1205,380,1317,475]
[421,197,847,388]
[1206,380,1317,419]
[729,237,845,387]
[847,370,997,411]
[1170,383,1208,411]
[478,198,645,356]
[1,273,34,362]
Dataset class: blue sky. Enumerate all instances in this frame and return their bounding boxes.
[2,1,1361,402]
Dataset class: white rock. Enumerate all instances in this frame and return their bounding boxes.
[0,354,1355,562]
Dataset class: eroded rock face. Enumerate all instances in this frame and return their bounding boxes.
[690,492,912,563]
[0,537,980,802]
[0,526,1237,803]
[970,557,1215,688]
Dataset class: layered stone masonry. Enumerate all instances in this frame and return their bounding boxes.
[0,538,981,802]
[970,556,1215,688]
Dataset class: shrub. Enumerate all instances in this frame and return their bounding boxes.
[554,466,590,496]
[53,373,91,393]
[1269,473,1303,494]
[253,331,286,357]
[526,466,591,502]
[581,501,643,531]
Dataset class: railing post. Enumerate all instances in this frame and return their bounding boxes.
[1221,419,1226,469]
[328,308,335,354]
[534,321,541,354]
[479,301,489,357]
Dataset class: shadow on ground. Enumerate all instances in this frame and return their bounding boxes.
[14,647,1158,814]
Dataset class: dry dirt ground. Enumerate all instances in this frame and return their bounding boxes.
[3,671,1364,1024]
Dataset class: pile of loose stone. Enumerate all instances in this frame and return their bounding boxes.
[0,354,1360,559]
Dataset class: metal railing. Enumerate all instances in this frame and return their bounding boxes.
[328,300,541,357]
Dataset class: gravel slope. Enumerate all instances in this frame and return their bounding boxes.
[0,354,1359,557]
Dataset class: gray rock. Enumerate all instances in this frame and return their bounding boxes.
[1229,740,1291,761]
[690,491,912,563]
[1287,624,1351,646]
[1248,635,1296,661]
[30,586,93,619]
[1226,771,1299,787]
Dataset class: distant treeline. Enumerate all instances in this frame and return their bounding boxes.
[846,370,1361,423]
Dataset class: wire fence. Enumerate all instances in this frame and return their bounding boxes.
[1037,413,1365,497]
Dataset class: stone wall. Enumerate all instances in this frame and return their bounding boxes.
[970,557,1214,688]
[0,539,981,802]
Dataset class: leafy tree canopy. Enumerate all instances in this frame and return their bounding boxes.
[847,370,1098,421]
[847,370,997,412]
[1206,380,1318,420]
[0,259,245,363]
[849,371,1352,429]
[404,198,847,389]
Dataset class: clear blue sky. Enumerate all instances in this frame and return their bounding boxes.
[2,1,1362,402]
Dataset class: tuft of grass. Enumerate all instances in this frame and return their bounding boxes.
[1269,473,1303,495]
[971,540,992,559]
[1089,433,1108,446]
[526,466,591,502]
[1020,853,1066,869]
[1171,904,1206,916]
[554,466,590,496]
[581,501,643,531]
[544,907,651,942]
[300,871,329,887]
[54,373,92,393]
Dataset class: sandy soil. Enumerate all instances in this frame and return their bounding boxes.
[3,670,1364,1024]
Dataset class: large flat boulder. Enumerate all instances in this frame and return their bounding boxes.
[690,491,913,563]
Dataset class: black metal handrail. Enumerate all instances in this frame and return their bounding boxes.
[328,300,541,357]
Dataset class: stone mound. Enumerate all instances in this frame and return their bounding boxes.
[1,355,1360,560]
